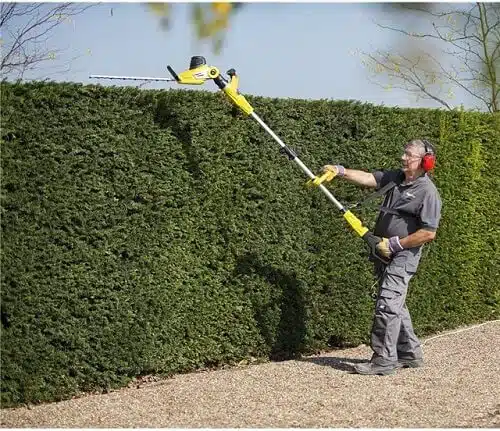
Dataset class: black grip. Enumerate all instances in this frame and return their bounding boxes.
[213,75,227,90]
[189,56,206,69]
[279,146,297,160]
[167,65,180,81]
[362,231,390,265]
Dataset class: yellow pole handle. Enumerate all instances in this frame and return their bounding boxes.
[306,170,336,187]
[222,73,254,115]
[343,210,369,237]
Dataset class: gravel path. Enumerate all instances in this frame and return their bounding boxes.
[2,320,499,428]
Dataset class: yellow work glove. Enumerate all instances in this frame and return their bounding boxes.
[376,236,404,259]
[376,238,392,259]
[307,164,344,187]
[322,164,345,177]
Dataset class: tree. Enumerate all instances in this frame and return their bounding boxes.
[0,3,94,80]
[146,2,244,54]
[361,3,500,112]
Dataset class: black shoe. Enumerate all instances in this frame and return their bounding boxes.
[352,361,396,376]
[396,358,424,368]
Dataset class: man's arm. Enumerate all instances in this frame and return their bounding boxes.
[399,229,436,249]
[377,228,437,258]
[322,165,377,188]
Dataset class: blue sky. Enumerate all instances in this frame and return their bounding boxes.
[4,2,479,110]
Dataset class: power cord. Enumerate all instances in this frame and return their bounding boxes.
[422,319,500,346]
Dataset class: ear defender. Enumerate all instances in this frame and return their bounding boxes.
[421,139,436,171]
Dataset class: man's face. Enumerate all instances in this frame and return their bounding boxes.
[401,144,424,174]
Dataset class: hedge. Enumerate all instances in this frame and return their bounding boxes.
[1,81,498,406]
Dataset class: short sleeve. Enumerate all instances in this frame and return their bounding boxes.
[372,169,401,190]
[419,188,442,231]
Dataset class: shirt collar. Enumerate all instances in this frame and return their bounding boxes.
[401,170,427,186]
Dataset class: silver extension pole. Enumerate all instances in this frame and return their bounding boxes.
[250,111,345,212]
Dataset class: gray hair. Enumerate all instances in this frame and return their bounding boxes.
[405,139,432,156]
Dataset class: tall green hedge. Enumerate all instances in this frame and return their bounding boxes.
[1,81,498,406]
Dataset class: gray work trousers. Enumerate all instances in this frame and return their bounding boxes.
[371,258,423,365]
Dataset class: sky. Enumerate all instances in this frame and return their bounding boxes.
[2,2,482,111]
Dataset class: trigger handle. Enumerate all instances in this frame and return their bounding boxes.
[306,171,336,187]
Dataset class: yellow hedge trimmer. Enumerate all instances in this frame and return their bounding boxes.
[90,56,389,264]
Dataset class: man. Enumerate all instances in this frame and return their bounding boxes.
[322,139,442,375]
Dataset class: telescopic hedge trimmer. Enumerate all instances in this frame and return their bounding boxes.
[90,56,389,264]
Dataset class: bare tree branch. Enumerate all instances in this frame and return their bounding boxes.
[363,3,500,112]
[364,51,453,109]
[0,3,94,79]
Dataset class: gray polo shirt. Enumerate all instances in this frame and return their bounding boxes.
[372,169,442,244]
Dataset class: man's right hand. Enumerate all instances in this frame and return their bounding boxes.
[322,164,345,177]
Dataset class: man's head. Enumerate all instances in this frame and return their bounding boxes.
[401,139,435,178]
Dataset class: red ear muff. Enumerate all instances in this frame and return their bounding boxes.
[421,153,436,171]
[421,140,436,171]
